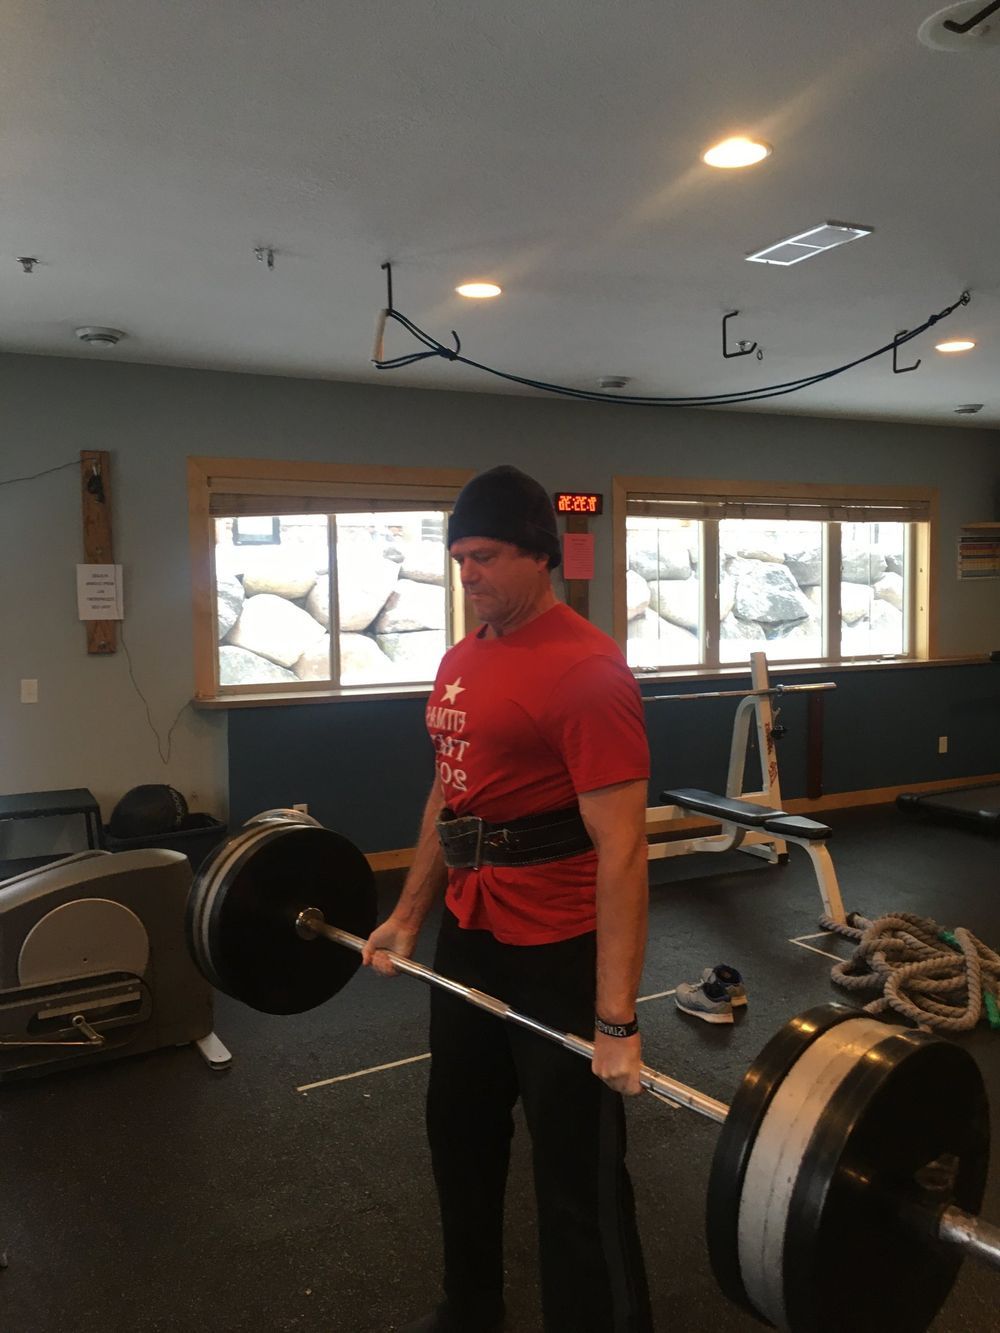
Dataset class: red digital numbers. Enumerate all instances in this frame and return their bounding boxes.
[554,492,603,515]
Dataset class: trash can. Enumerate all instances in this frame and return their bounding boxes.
[103,813,228,873]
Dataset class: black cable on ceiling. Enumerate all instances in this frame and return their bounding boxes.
[371,285,971,408]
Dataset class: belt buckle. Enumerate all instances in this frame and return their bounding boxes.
[451,814,486,869]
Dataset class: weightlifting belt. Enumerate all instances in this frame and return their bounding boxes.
[435,804,594,869]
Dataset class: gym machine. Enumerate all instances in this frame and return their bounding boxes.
[186,809,999,1333]
[0,847,228,1080]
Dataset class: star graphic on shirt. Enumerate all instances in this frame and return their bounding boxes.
[441,677,465,704]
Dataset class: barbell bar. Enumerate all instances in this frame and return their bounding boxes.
[186,811,998,1333]
[644,680,836,704]
[295,906,729,1123]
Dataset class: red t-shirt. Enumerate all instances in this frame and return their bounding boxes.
[425,602,649,944]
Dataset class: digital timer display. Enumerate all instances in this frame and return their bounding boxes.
[554,492,603,515]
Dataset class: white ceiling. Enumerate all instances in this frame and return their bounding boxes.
[2,0,998,425]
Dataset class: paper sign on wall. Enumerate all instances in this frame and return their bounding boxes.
[562,533,595,580]
[77,564,124,620]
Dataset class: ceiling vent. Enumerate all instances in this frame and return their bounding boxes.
[919,2,1000,51]
[75,326,126,348]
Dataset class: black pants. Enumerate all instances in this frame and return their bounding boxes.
[427,909,653,1333]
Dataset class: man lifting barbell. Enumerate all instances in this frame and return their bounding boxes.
[360,465,655,1333]
[184,473,1000,1332]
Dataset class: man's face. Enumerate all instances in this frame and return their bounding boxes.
[450,537,550,630]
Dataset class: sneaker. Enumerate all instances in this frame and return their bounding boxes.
[674,975,734,1024]
[704,964,747,1007]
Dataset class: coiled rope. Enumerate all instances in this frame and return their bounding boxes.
[818,911,1000,1033]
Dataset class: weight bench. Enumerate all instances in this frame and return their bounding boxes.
[656,787,846,924]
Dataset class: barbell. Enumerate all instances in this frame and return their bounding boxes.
[643,680,837,704]
[185,810,999,1333]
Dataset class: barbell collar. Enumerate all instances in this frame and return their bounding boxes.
[297,909,730,1124]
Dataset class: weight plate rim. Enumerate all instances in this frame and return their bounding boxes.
[185,821,269,981]
[705,1002,869,1314]
[735,1014,898,1329]
[781,1030,990,1333]
[186,823,275,991]
[203,822,318,1004]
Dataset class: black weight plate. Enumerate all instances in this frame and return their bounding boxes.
[196,822,376,1014]
[185,822,267,987]
[706,1003,864,1318]
[782,1030,989,1333]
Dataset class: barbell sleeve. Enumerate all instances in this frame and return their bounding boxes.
[296,909,730,1123]
[938,1206,1000,1272]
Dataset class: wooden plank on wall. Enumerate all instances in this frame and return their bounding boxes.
[80,450,116,655]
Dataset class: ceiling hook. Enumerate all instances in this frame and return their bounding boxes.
[17,256,38,274]
[254,246,275,270]
[381,260,395,312]
[892,329,921,374]
[722,310,758,360]
[943,0,1000,34]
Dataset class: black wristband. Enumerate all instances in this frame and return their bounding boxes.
[595,1013,639,1039]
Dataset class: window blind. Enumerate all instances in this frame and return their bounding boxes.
[627,494,931,524]
[208,479,461,518]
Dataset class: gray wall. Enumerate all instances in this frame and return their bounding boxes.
[2,350,999,853]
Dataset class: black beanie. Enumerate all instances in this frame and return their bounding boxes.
[448,465,562,569]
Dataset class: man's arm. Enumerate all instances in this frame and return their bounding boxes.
[361,778,449,977]
[578,778,649,1096]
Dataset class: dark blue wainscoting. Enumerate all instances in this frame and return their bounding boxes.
[228,697,436,851]
[229,662,1000,853]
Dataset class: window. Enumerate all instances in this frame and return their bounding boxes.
[614,478,934,671]
[188,459,472,698]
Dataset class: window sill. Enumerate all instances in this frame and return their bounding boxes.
[192,682,435,709]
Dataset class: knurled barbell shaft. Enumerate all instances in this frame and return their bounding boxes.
[938,1206,1000,1271]
[296,909,729,1124]
[644,681,836,704]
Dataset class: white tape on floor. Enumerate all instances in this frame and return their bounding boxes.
[788,934,843,961]
[297,1052,430,1094]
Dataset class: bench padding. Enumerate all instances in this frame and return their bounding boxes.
[762,814,831,841]
[660,789,831,841]
[660,788,783,825]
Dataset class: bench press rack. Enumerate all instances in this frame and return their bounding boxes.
[644,652,846,924]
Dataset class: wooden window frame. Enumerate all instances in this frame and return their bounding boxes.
[188,457,475,702]
[612,475,938,673]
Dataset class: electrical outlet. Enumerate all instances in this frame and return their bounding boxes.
[292,802,309,815]
[20,679,38,704]
[938,735,948,755]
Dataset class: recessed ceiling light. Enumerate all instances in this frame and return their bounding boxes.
[455,282,502,299]
[702,137,772,169]
[954,403,983,415]
[935,338,976,353]
[746,221,873,266]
